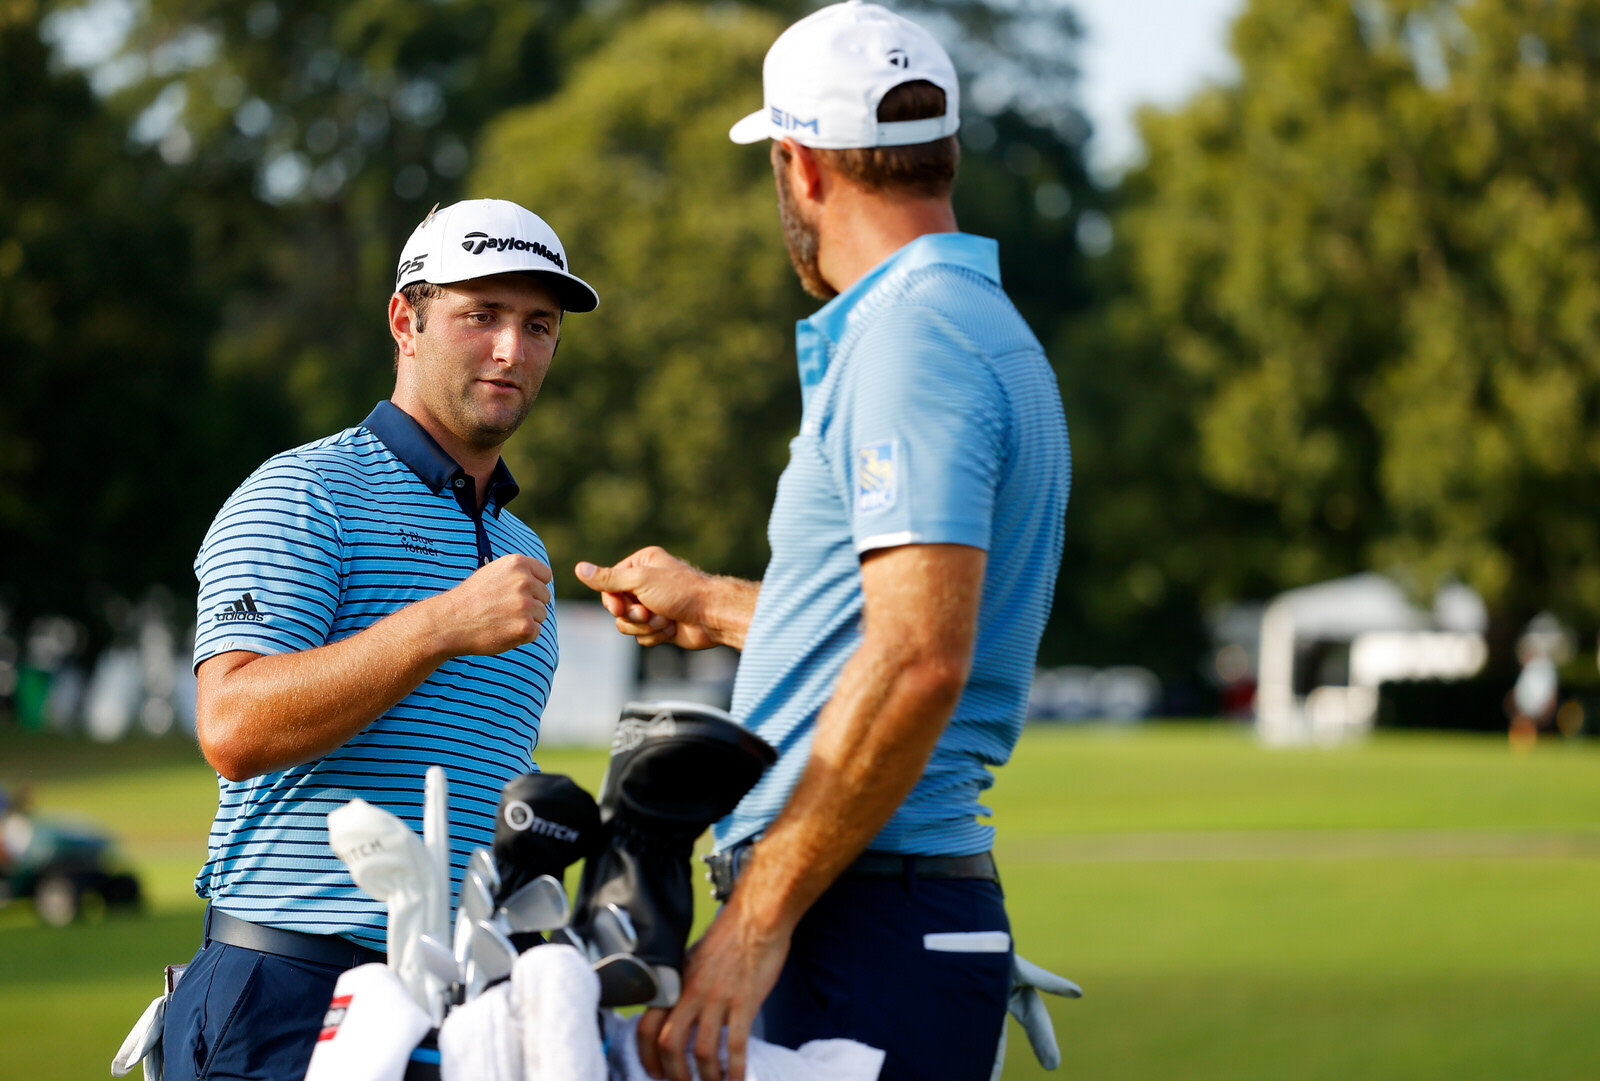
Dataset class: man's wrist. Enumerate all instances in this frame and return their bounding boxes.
[726,838,822,939]
[698,574,758,651]
[397,590,459,664]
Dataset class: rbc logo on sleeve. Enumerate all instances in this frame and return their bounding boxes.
[855,441,898,514]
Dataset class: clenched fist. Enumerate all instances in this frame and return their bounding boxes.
[433,553,554,656]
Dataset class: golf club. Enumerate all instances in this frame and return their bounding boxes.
[422,767,451,1021]
[468,847,500,898]
[591,902,638,956]
[453,868,496,969]
[593,953,660,1008]
[466,918,517,998]
[494,874,569,936]
[412,932,462,1015]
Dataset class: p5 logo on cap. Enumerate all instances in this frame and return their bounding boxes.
[855,440,898,514]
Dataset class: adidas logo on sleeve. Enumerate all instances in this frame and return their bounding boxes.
[214,592,266,623]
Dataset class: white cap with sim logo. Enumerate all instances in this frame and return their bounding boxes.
[728,1,959,150]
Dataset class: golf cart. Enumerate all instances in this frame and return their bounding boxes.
[1,784,142,926]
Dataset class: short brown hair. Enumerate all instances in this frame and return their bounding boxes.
[399,281,443,331]
[815,80,958,197]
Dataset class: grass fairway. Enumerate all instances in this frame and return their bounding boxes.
[2,723,1597,1079]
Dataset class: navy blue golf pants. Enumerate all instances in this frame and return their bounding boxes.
[161,939,343,1081]
[759,873,1012,1081]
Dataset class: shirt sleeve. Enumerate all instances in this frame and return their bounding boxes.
[827,305,1008,554]
[193,453,344,668]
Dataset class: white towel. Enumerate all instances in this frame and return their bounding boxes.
[440,981,521,1081]
[109,993,164,1078]
[303,963,431,1081]
[511,944,606,1081]
[606,1013,884,1081]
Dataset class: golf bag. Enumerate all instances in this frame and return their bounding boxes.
[570,701,776,1006]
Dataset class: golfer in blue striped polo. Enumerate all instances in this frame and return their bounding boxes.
[576,5,1072,1081]
[162,199,598,1081]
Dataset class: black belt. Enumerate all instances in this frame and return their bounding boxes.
[704,845,998,902]
[204,906,385,970]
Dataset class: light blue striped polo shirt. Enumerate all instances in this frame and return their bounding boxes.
[191,400,557,950]
[717,233,1070,857]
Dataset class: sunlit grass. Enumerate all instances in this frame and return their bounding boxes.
[2,723,1596,1080]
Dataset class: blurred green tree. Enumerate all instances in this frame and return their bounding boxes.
[0,2,236,634]
[42,0,611,439]
[1114,0,1600,659]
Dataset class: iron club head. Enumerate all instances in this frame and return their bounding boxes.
[469,918,517,987]
[468,847,500,898]
[593,902,639,955]
[496,874,570,935]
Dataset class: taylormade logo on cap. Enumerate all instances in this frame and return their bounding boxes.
[394,198,598,312]
[460,231,567,268]
[728,0,959,150]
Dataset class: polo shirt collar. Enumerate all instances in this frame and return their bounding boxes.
[795,232,1001,396]
[361,400,520,516]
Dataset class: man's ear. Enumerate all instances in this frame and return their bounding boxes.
[776,137,827,202]
[389,292,419,358]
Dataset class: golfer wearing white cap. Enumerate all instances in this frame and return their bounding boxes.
[576,4,1071,1080]
[162,199,595,1081]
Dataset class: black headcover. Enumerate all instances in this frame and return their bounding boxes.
[491,772,603,905]
[573,701,776,995]
[596,701,777,846]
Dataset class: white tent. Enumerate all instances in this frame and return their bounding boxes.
[1255,574,1486,745]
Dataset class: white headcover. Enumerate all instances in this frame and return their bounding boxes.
[328,798,441,1011]
[302,963,431,1081]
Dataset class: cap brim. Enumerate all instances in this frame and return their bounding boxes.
[395,262,599,313]
[533,270,599,314]
[728,109,772,144]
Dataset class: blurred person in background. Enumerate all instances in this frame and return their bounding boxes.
[1507,640,1559,749]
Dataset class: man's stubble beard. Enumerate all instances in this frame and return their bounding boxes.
[421,361,537,453]
[457,386,535,451]
[777,166,836,302]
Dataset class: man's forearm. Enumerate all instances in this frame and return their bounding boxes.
[197,595,456,781]
[198,551,552,782]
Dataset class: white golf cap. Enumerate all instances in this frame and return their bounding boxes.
[729,1,959,150]
[394,198,599,313]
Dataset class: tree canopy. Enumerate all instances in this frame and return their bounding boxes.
[1115,0,1600,651]
[0,6,233,632]
[21,0,1600,688]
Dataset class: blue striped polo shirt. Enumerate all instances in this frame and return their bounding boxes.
[191,400,557,950]
[717,233,1070,857]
